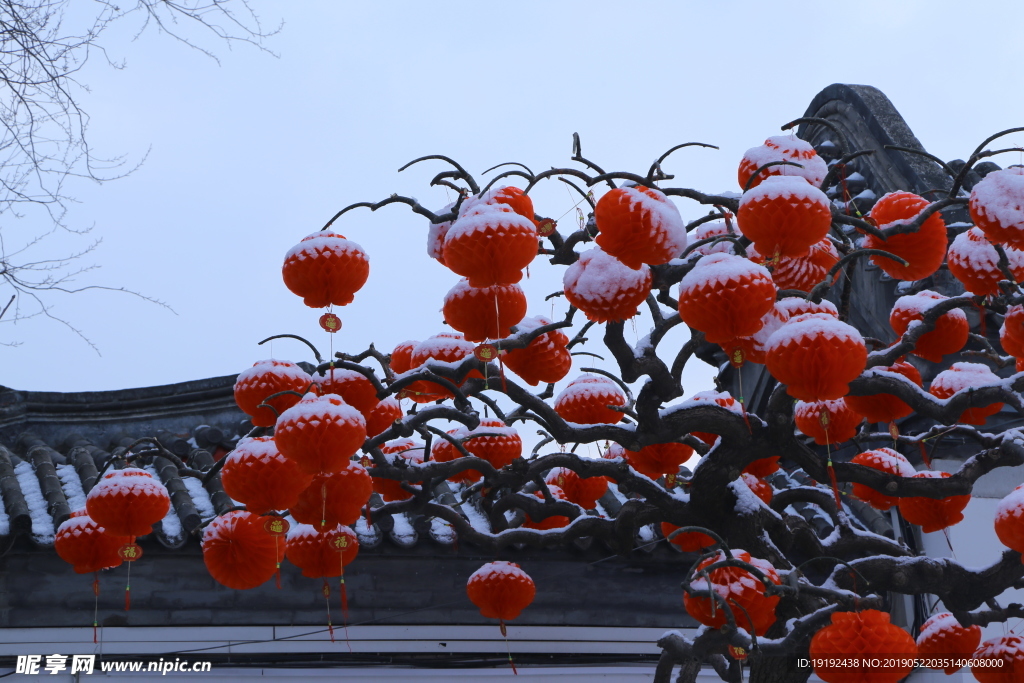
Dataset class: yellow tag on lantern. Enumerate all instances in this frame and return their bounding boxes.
[360,455,372,468]
[819,406,831,429]
[118,544,143,562]
[319,313,342,333]
[536,219,557,237]
[264,518,290,536]
[332,535,349,550]
[665,473,677,489]
[731,348,744,367]
[889,422,900,440]
[728,645,748,661]
[474,344,498,361]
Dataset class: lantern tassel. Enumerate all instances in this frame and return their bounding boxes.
[124,560,131,612]
[919,440,932,469]
[500,620,518,676]
[736,364,751,434]
[323,581,335,643]
[821,407,842,510]
[363,503,372,527]
[275,535,282,589]
[93,574,100,645]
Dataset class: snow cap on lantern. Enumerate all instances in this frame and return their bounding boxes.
[313,368,380,416]
[220,436,313,514]
[462,418,522,470]
[274,393,367,475]
[467,560,536,621]
[737,175,832,259]
[85,468,171,538]
[442,203,538,287]
[426,201,457,265]
[863,191,947,281]
[971,634,1024,683]
[970,166,1024,248]
[682,389,744,445]
[769,237,840,292]
[442,278,527,342]
[916,612,981,675]
[737,135,828,190]
[765,313,867,401]
[688,219,747,258]
[282,230,370,308]
[202,510,285,590]
[594,184,687,269]
[677,252,777,348]
[889,290,969,363]
[994,483,1024,557]
[55,513,130,574]
[234,359,312,428]
[849,447,915,511]
[459,185,536,224]
[563,246,652,323]
[929,362,1004,425]
[553,374,627,425]
[947,227,1024,296]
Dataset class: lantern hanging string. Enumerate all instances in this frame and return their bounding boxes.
[499,619,518,675]
[323,580,335,643]
[820,407,842,510]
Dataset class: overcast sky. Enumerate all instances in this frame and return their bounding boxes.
[2,0,1022,395]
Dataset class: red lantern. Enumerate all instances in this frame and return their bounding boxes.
[765,313,867,401]
[442,278,528,342]
[522,486,571,530]
[234,359,312,428]
[744,456,781,478]
[845,361,922,424]
[365,397,403,437]
[775,297,838,319]
[594,185,688,269]
[741,472,773,505]
[661,523,716,552]
[430,427,482,484]
[994,484,1024,556]
[849,448,915,511]
[406,334,478,403]
[220,437,313,514]
[313,368,380,416]
[442,203,538,287]
[426,202,456,266]
[86,468,170,538]
[463,419,522,470]
[737,135,828,190]
[554,374,627,425]
[623,442,694,479]
[282,231,370,308]
[947,227,1024,296]
[683,549,781,636]
[390,341,418,374]
[563,247,652,323]
[972,634,1024,683]
[970,167,1024,248]
[916,612,982,674]
[290,462,373,530]
[372,439,425,502]
[794,399,863,446]
[685,390,743,445]
[545,468,608,510]
[689,218,743,257]
[202,510,285,590]
[274,393,367,475]
[733,303,789,365]
[738,176,832,259]
[770,237,840,292]
[929,362,1004,425]
[809,609,917,683]
[55,512,130,574]
[863,191,947,281]
[677,253,777,346]
[889,290,969,363]
[899,471,970,533]
[1001,306,1024,358]
[285,524,359,578]
[466,561,536,621]
[502,315,572,386]
[459,186,536,225]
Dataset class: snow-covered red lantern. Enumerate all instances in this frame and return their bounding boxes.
[554,374,627,425]
[970,167,1024,248]
[916,612,982,675]
[442,279,528,342]
[86,468,170,538]
[677,253,777,357]
[390,341,418,375]
[202,510,285,590]
[689,219,744,257]
[809,610,917,683]
[863,191,947,281]
[738,175,832,259]
[234,359,312,428]
[794,399,863,445]
[55,512,130,574]
[594,185,687,269]
[741,472,773,505]
[405,334,478,403]
[274,393,366,475]
[733,303,789,365]
[683,549,781,636]
[737,135,828,190]
[522,486,571,530]
[563,247,652,323]
[844,361,922,424]
[430,427,481,484]
[365,397,403,437]
[285,524,359,578]
[459,186,536,225]
[220,437,313,514]
[462,419,522,470]
[765,313,867,401]
[972,634,1024,683]
[426,202,456,266]
[282,231,370,308]
[502,316,572,386]
[849,448,915,511]
[620,442,693,479]
[313,368,380,416]
[661,523,716,552]
[929,362,1004,425]
[546,468,608,510]
[899,471,970,533]
[947,227,1024,296]
[775,297,839,319]
[994,484,1024,557]
[889,291,969,363]
[467,561,536,621]
[1001,305,1024,358]
[371,439,425,502]
[745,456,780,478]
[770,237,840,292]
[685,390,744,445]
[290,462,373,529]
[442,203,538,287]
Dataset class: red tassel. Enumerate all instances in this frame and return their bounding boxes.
[323,581,335,643]
[827,460,842,510]
[919,441,932,469]
[500,620,518,675]
[363,504,372,527]
[124,585,131,612]
[276,565,282,590]
[93,576,100,644]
